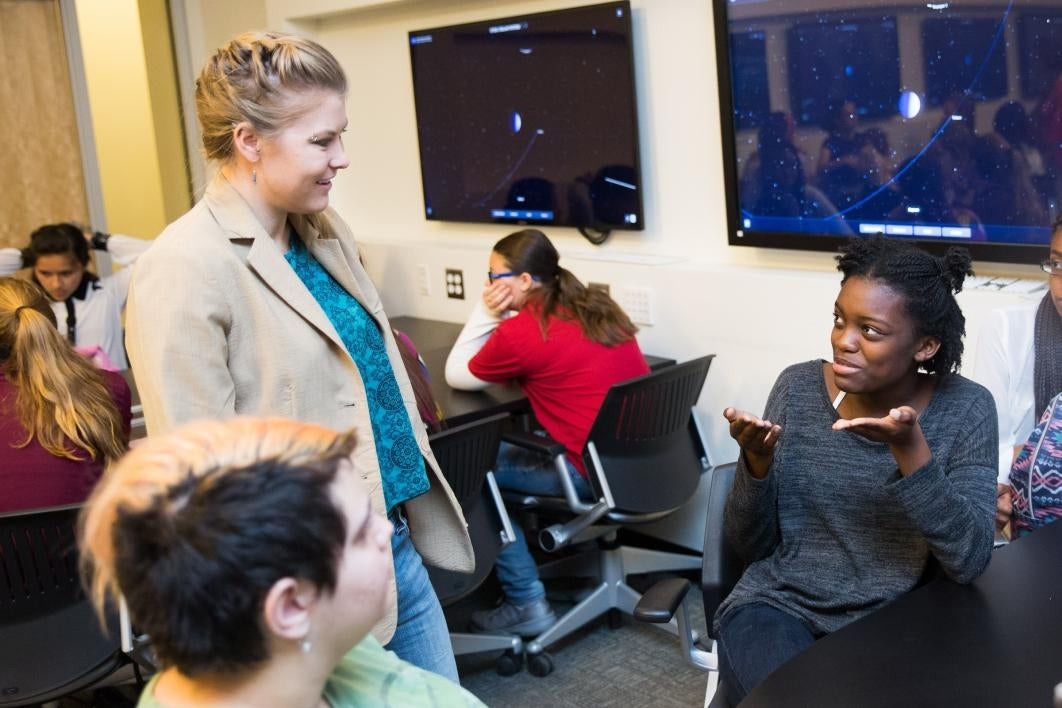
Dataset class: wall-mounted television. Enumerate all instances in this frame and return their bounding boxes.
[714,0,1062,264]
[409,1,644,232]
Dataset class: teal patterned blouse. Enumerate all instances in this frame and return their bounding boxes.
[284,235,428,511]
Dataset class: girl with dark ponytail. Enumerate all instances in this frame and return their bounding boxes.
[500,230,638,345]
[0,278,130,512]
[715,235,996,704]
[446,228,649,635]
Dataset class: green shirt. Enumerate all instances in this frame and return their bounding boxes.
[137,636,484,708]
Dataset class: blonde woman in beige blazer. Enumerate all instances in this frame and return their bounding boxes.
[125,32,472,682]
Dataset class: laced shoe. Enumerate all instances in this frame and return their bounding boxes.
[469,597,557,636]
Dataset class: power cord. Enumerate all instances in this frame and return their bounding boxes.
[578,225,612,245]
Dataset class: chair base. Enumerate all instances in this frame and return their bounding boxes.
[527,536,701,656]
[450,631,522,657]
[538,543,701,581]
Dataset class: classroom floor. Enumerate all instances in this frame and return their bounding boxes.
[455,578,711,707]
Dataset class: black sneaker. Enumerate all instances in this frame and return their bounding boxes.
[469,597,557,636]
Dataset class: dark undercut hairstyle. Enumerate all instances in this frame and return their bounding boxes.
[113,457,347,676]
[80,419,356,678]
[835,235,973,375]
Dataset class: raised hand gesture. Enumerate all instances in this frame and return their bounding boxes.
[723,407,782,479]
[831,405,919,444]
[832,406,931,476]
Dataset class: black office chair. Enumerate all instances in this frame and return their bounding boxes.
[426,413,525,675]
[501,355,714,676]
[0,504,136,706]
[633,461,743,708]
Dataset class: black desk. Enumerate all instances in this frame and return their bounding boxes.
[124,316,676,435]
[390,316,676,427]
[741,521,1062,708]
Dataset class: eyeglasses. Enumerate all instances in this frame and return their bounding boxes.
[1041,260,1062,276]
[487,271,516,282]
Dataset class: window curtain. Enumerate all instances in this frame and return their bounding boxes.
[0,0,89,250]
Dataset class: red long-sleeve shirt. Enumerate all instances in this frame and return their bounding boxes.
[469,306,648,475]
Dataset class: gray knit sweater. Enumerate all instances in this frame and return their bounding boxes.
[714,360,998,635]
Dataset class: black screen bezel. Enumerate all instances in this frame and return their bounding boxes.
[711,0,1047,265]
[408,1,645,232]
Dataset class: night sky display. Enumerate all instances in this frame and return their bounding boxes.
[409,2,643,230]
[723,0,1062,259]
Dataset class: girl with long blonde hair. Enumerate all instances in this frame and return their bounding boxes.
[0,277,129,512]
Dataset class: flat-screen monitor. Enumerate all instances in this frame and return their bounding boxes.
[714,0,1062,264]
[409,2,644,231]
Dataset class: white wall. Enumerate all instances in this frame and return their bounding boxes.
[222,0,1043,463]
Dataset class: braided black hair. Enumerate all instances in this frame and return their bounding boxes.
[1033,215,1062,416]
[835,235,973,374]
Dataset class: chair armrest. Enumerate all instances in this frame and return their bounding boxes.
[501,430,566,458]
[484,471,517,547]
[634,577,692,624]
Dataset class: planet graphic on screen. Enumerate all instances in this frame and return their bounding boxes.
[898,90,922,119]
[510,111,523,133]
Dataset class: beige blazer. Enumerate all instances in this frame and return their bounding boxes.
[125,175,473,643]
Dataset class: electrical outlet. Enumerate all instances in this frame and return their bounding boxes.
[416,264,431,297]
[445,268,465,299]
[616,286,655,326]
[588,281,610,295]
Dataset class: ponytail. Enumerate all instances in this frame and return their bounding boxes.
[537,268,637,346]
[0,279,125,462]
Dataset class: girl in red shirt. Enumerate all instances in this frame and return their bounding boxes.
[446,229,648,635]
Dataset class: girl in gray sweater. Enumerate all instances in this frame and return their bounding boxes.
[716,235,997,704]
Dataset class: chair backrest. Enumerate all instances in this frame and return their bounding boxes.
[700,462,744,638]
[585,355,714,513]
[0,504,123,705]
[426,413,508,605]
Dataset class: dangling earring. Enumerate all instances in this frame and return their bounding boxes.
[301,637,312,654]
[252,168,257,185]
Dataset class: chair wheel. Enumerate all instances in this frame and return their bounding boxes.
[495,649,522,676]
[607,608,623,629]
[527,651,554,677]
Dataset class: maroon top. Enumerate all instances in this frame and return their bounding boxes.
[469,304,649,475]
[0,369,131,513]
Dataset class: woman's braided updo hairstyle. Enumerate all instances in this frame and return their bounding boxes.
[195,31,347,162]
